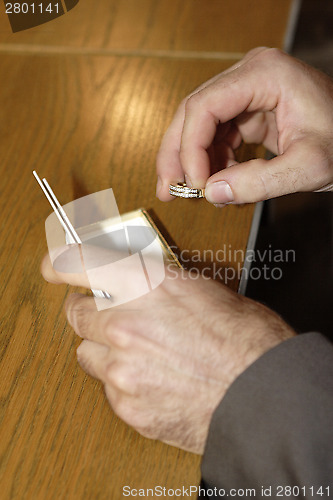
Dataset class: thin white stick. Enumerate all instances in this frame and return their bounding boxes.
[33,170,72,239]
[33,170,111,301]
[42,177,81,245]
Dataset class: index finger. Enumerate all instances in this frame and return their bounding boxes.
[156,72,226,201]
[41,251,91,288]
[156,47,269,199]
[65,293,141,348]
[41,241,168,310]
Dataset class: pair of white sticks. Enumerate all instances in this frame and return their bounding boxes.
[33,171,111,300]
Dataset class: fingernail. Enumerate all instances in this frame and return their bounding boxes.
[205,181,234,204]
[156,176,162,196]
[185,174,193,187]
[66,306,75,330]
[65,297,78,331]
[44,277,60,284]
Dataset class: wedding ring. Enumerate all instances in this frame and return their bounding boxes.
[169,182,205,199]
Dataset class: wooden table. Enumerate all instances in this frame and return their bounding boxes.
[0,1,294,498]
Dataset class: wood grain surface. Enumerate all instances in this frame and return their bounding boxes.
[0,0,293,55]
[0,1,293,499]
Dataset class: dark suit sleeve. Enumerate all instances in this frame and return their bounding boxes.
[201,333,333,498]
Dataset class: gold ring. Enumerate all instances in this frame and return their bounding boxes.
[169,182,205,199]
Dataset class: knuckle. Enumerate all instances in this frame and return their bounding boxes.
[184,91,202,114]
[105,362,136,394]
[260,47,284,63]
[179,95,189,110]
[112,398,137,427]
[246,46,269,57]
[105,385,156,438]
[131,418,153,437]
[120,405,150,435]
[132,411,160,439]
[76,341,92,371]
[104,320,132,348]
[251,47,288,75]
[76,340,87,358]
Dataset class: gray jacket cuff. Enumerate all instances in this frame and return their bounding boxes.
[201,332,333,496]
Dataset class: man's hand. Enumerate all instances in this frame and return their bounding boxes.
[41,254,295,454]
[156,47,333,205]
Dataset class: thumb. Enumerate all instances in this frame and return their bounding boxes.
[205,138,332,204]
